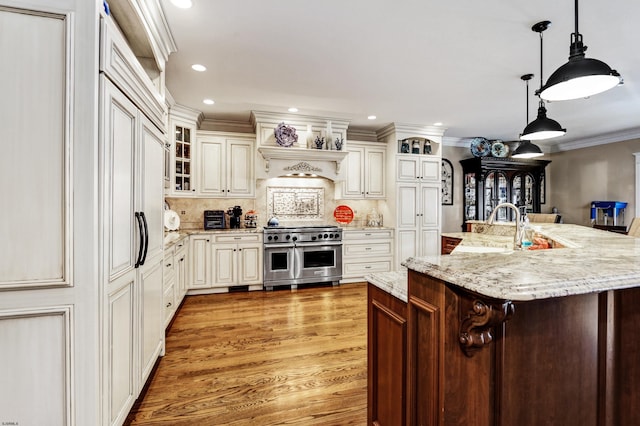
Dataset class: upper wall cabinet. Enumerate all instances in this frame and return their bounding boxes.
[341,141,386,199]
[168,113,198,196]
[197,132,256,198]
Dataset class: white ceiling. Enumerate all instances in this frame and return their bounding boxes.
[159,0,640,147]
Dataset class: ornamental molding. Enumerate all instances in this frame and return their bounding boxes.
[459,298,515,357]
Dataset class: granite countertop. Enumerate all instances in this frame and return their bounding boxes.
[404,223,640,301]
[365,270,408,303]
[163,228,262,249]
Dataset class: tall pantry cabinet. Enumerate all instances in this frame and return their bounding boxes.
[99,16,167,426]
[378,124,446,269]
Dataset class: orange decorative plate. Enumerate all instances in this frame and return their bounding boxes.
[334,205,354,224]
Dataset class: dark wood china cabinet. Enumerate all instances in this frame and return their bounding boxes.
[460,157,550,231]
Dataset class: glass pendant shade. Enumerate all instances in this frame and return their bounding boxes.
[520,104,566,141]
[512,140,543,158]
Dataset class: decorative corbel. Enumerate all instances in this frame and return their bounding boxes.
[459,299,514,357]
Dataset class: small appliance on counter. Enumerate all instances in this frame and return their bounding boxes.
[227,205,243,229]
[244,210,258,228]
[204,210,225,230]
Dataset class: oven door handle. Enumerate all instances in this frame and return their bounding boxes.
[264,243,295,249]
[294,241,343,247]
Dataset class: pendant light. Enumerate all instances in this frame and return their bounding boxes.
[514,74,544,158]
[538,0,622,101]
[520,21,566,141]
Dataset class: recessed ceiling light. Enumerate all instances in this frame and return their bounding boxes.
[170,0,193,8]
[288,107,298,113]
[191,64,206,72]
[367,115,377,120]
[433,122,443,126]
[203,99,215,105]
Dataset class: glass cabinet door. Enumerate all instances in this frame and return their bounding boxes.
[512,173,535,213]
[464,172,477,220]
[174,125,192,192]
[485,172,508,221]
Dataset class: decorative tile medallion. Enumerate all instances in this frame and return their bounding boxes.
[267,186,324,220]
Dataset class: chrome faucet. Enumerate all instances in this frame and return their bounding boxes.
[487,202,522,249]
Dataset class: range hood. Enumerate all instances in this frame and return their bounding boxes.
[257,147,348,181]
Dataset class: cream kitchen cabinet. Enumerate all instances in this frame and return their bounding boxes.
[396,155,440,182]
[211,234,263,290]
[163,235,188,328]
[342,142,386,199]
[188,232,263,293]
[100,14,167,426]
[396,182,440,267]
[189,234,212,290]
[197,132,255,197]
[341,229,394,283]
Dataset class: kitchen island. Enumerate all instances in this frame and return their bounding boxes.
[368,223,640,426]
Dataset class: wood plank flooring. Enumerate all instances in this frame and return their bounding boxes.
[125,283,368,425]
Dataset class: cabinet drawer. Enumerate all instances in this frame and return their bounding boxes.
[344,241,392,257]
[343,229,393,240]
[163,280,176,325]
[164,253,175,288]
[212,233,262,244]
[344,260,392,275]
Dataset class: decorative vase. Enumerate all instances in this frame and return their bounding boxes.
[334,137,343,151]
[423,140,432,154]
[314,136,325,149]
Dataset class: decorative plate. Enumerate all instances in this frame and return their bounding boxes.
[274,122,298,147]
[491,140,509,158]
[470,137,491,157]
[333,205,354,225]
[164,209,180,231]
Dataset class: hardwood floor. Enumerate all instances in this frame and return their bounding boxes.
[126,283,368,425]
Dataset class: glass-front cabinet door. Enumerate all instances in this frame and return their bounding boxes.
[174,125,192,193]
[484,171,508,221]
[512,173,535,212]
[464,172,477,221]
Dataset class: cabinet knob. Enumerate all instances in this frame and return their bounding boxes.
[166,302,172,307]
[166,263,172,267]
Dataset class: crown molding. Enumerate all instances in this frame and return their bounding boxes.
[549,127,640,152]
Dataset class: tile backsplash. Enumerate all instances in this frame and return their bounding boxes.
[166,177,388,230]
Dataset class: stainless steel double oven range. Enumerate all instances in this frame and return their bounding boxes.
[263,225,343,291]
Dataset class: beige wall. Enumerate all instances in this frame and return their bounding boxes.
[441,145,471,233]
[548,138,640,226]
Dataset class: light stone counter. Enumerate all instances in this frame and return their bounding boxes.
[365,270,408,303]
[404,223,640,301]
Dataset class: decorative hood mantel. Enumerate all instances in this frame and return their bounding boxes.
[257,147,348,181]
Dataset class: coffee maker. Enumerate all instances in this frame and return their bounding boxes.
[228,206,243,229]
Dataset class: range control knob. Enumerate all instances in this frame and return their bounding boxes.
[324,233,329,239]
[292,236,298,242]
[268,236,273,241]
[318,234,323,239]
[312,236,317,241]
[286,235,291,240]
[274,236,279,241]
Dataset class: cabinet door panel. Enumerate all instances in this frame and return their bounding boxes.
[199,140,224,195]
[140,116,165,261]
[239,244,262,284]
[366,149,385,197]
[420,185,440,228]
[397,157,419,181]
[103,79,137,281]
[214,246,235,286]
[397,184,418,228]
[139,258,164,385]
[397,229,417,266]
[190,237,211,288]
[344,146,365,197]
[420,228,440,257]
[228,140,254,196]
[420,159,440,182]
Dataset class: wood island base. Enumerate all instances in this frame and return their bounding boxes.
[405,270,640,426]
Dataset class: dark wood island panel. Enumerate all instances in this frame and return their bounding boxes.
[368,283,407,425]
[407,269,640,426]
